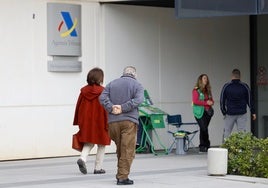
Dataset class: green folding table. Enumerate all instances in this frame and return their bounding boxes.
[136,105,168,155]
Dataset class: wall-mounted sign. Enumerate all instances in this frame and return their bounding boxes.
[257,66,268,86]
[47,3,81,56]
[47,60,82,72]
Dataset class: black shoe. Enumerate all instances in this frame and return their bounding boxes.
[199,147,208,153]
[77,159,87,174]
[94,169,106,174]
[117,178,134,185]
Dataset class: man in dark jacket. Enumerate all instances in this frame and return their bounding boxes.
[99,66,144,185]
[220,69,256,140]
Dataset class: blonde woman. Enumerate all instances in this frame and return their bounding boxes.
[192,74,214,152]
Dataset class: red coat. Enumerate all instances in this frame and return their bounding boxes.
[73,85,111,149]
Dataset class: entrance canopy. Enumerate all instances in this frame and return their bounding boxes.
[101,0,268,18]
[175,0,268,18]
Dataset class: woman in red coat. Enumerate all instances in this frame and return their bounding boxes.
[73,68,111,174]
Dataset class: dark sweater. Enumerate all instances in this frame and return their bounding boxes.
[220,79,255,115]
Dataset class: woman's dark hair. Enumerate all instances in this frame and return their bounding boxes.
[87,68,104,85]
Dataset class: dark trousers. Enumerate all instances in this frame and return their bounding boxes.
[195,111,211,149]
[136,116,147,146]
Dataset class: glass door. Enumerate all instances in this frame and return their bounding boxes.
[256,15,268,138]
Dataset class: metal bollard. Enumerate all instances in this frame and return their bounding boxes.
[175,135,186,155]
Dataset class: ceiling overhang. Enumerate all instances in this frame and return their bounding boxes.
[100,0,175,8]
[98,0,268,18]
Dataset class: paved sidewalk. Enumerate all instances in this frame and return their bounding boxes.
[0,151,267,188]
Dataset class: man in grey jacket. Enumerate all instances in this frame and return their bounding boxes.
[99,66,144,185]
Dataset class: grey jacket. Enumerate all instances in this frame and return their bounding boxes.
[99,75,144,125]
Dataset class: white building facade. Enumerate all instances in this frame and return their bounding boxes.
[0,0,260,160]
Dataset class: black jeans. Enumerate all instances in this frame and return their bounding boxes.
[195,111,211,150]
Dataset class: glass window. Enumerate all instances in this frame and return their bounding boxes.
[256,15,268,138]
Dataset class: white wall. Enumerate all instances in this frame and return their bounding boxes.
[102,5,251,149]
[0,0,116,160]
[0,1,252,160]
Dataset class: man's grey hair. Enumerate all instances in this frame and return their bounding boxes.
[123,66,137,78]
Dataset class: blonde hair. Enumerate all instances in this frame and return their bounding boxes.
[194,74,212,97]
